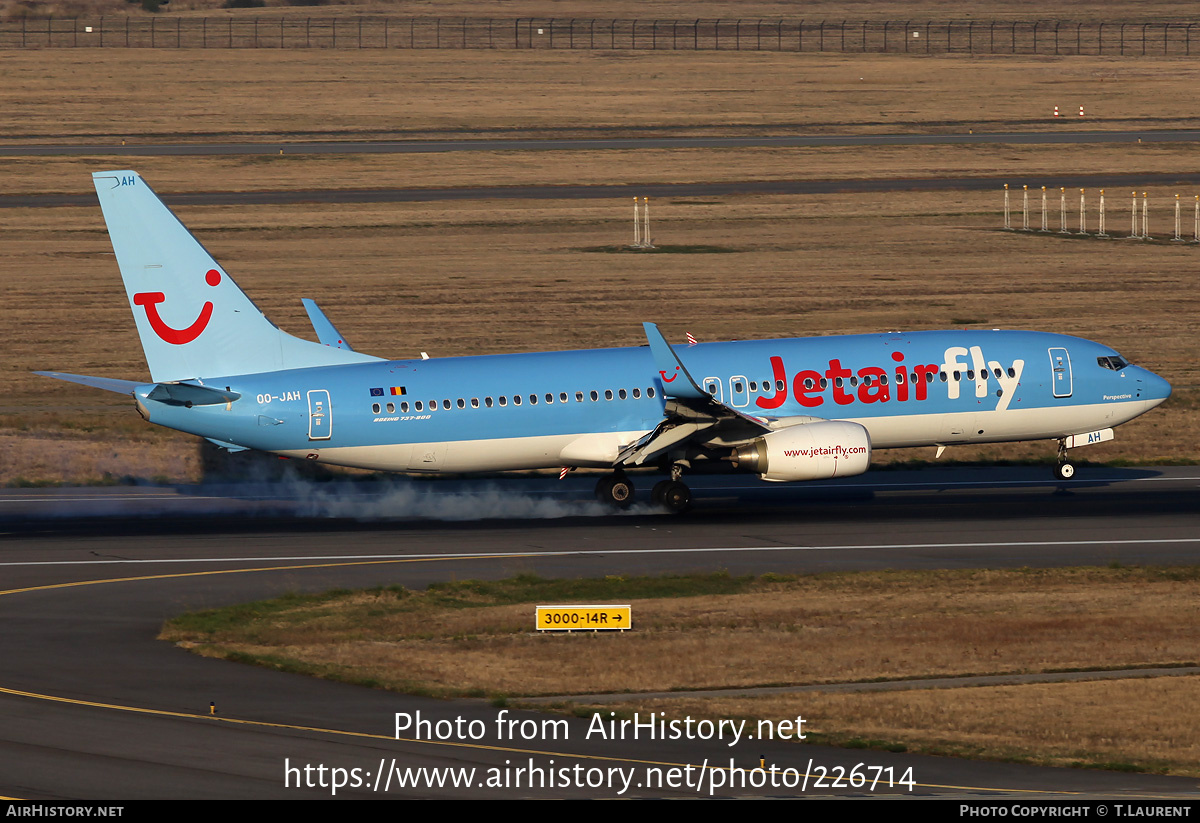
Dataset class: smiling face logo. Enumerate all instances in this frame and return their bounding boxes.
[133,269,221,345]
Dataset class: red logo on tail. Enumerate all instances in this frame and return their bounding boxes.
[134,269,221,345]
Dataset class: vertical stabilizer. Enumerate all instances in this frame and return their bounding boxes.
[91,170,380,382]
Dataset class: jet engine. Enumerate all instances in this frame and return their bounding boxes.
[732,421,871,482]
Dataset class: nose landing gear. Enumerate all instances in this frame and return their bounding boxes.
[1054,438,1075,480]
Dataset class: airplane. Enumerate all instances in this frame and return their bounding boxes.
[37,170,1172,513]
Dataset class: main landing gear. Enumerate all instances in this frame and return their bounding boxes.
[594,467,693,513]
[1054,438,1075,481]
[651,479,692,513]
[594,473,635,508]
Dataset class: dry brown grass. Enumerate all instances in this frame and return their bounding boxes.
[163,567,1200,696]
[606,677,1200,774]
[3,50,1200,144]
[162,566,1200,772]
[3,47,1198,483]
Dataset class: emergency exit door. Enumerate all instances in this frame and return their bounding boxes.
[307,390,332,440]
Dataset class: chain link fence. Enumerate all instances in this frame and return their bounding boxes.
[3,17,1199,55]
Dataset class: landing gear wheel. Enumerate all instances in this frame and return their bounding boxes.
[657,480,692,513]
[595,475,634,508]
[1055,462,1075,481]
[651,480,671,505]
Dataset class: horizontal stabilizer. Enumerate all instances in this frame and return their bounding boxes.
[34,371,142,395]
[301,298,355,351]
[205,438,249,453]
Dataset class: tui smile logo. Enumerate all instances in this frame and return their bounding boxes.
[133,269,221,345]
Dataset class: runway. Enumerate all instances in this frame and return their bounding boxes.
[2,467,1199,798]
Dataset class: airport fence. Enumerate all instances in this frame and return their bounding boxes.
[3,17,1200,55]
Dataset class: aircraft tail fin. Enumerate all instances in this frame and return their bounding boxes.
[91,170,382,383]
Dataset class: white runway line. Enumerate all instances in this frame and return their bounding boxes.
[4,537,1200,567]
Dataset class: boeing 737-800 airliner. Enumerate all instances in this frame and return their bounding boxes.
[38,171,1172,512]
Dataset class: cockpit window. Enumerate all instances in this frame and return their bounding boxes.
[1097,355,1130,371]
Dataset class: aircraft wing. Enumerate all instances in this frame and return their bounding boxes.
[618,324,775,467]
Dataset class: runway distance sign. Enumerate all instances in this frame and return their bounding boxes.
[536,605,631,632]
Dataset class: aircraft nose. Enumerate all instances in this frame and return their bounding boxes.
[1139,368,1172,406]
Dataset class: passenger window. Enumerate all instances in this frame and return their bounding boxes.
[514,395,522,406]
[707,383,717,394]
[546,393,554,404]
[559,392,568,402]
[776,380,785,391]
[605,390,613,400]
[499,396,507,407]
[387,402,395,413]
[633,388,641,398]
[471,398,479,408]
[647,387,656,398]
[372,403,381,414]
[485,397,493,408]
[401,402,409,412]
[590,390,599,401]
[576,391,584,402]
[443,399,451,410]
[749,381,757,392]
[415,401,423,411]
[529,395,537,405]
[619,389,627,399]
[734,382,744,392]
[457,398,465,409]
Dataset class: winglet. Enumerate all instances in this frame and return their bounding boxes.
[642,322,709,400]
[301,298,355,351]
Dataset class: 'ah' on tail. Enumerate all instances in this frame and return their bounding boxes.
[91,170,381,383]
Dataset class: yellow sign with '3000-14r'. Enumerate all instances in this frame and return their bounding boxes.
[536,605,631,632]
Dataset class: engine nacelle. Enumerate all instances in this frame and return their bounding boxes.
[732,421,871,482]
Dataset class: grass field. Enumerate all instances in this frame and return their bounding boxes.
[160,567,1200,775]
[2,46,1197,485]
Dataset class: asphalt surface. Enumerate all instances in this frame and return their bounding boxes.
[3,466,1200,798]
[9,172,1200,209]
[3,128,1199,156]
